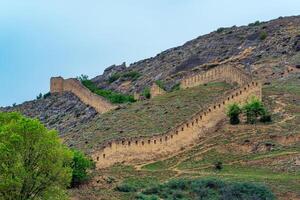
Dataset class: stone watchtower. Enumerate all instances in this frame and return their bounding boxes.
[50,77,64,93]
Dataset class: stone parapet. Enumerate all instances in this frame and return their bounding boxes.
[50,77,116,113]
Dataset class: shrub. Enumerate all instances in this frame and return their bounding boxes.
[248,20,262,26]
[137,178,275,200]
[260,112,272,123]
[171,83,180,91]
[43,92,51,99]
[217,27,226,33]
[260,31,268,40]
[36,93,43,100]
[77,74,89,82]
[243,97,267,124]
[227,103,242,125]
[155,80,166,90]
[108,71,141,83]
[122,71,141,81]
[108,73,121,83]
[116,183,137,192]
[81,80,135,104]
[142,87,151,99]
[71,150,94,187]
[214,161,223,171]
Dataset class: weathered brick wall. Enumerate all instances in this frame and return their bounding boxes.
[150,83,166,98]
[50,77,116,113]
[93,81,262,168]
[180,65,251,89]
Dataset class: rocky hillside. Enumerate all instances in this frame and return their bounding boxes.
[0,92,97,136]
[92,15,300,93]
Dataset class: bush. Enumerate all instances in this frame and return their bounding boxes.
[155,80,166,90]
[260,31,268,40]
[81,80,135,104]
[0,112,73,200]
[260,112,272,123]
[43,92,51,99]
[77,74,89,82]
[171,83,180,91]
[248,20,262,26]
[243,97,268,124]
[214,161,223,171]
[71,150,94,187]
[108,73,121,83]
[108,71,141,83]
[116,183,137,192]
[137,178,275,200]
[36,93,43,100]
[217,27,226,33]
[122,71,141,81]
[227,103,242,125]
[142,87,151,99]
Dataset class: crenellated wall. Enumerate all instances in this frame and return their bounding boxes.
[150,83,166,98]
[50,77,116,113]
[93,81,262,168]
[180,65,252,89]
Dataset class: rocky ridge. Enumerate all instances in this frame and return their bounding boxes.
[92,16,300,93]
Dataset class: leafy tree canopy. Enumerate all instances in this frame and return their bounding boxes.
[0,112,73,200]
[71,150,94,187]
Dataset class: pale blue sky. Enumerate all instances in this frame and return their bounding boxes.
[0,0,299,106]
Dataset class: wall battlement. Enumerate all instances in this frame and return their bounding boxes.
[50,77,116,113]
[180,65,251,89]
[150,83,166,98]
[93,80,262,168]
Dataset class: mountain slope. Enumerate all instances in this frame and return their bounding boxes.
[92,16,300,94]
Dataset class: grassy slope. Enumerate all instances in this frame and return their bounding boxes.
[70,75,300,200]
[66,82,232,151]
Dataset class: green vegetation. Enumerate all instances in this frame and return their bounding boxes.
[74,82,232,149]
[108,71,141,83]
[243,97,270,124]
[155,80,166,90]
[260,31,268,40]
[142,87,151,99]
[77,74,89,82]
[70,77,300,199]
[81,79,135,104]
[216,27,226,33]
[0,112,73,200]
[136,178,275,200]
[71,150,94,187]
[36,92,51,100]
[171,83,181,92]
[226,98,271,124]
[36,93,43,100]
[108,73,121,83]
[248,20,262,26]
[227,103,242,125]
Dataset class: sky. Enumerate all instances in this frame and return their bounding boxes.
[0,0,299,106]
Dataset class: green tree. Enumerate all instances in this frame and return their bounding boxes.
[36,93,43,100]
[226,103,242,125]
[243,97,267,124]
[71,150,94,187]
[77,74,89,82]
[0,112,73,200]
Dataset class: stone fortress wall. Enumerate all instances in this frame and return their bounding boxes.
[150,83,166,98]
[50,77,116,113]
[93,65,262,169]
[180,65,252,89]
